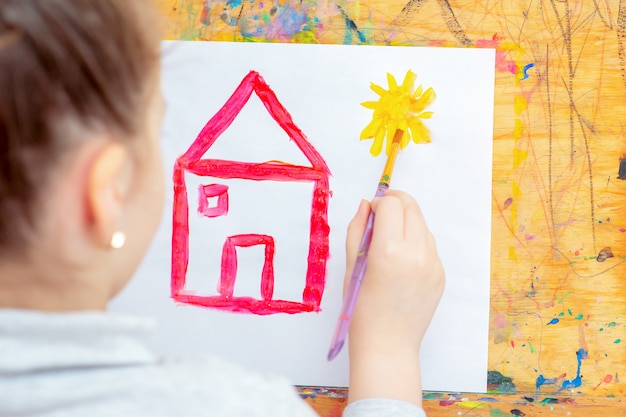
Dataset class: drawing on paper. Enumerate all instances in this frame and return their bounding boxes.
[171,71,331,315]
[360,70,436,156]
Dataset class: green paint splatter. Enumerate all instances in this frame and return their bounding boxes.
[558,291,572,304]
[575,314,584,320]
[600,328,604,331]
[567,309,573,316]
[558,312,564,317]
[292,31,319,44]
[529,342,535,353]
[614,339,621,344]
[608,322,617,327]
[490,408,506,417]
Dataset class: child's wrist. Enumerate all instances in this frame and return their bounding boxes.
[348,349,422,406]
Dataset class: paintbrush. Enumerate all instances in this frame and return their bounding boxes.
[327,128,404,361]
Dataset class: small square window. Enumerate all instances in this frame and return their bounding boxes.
[198,184,229,218]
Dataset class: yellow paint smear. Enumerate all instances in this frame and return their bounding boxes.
[456,401,484,409]
[513,118,525,141]
[514,95,528,115]
[513,148,528,169]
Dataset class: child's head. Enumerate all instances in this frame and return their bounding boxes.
[0,0,165,310]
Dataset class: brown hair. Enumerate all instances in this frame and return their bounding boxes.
[0,0,160,254]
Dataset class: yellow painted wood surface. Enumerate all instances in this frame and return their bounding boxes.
[158,0,626,414]
[299,388,626,416]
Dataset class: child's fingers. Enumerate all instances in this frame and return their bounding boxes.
[370,194,405,244]
[381,190,429,243]
[388,192,429,245]
[345,199,371,268]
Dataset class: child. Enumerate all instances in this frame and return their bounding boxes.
[0,1,445,416]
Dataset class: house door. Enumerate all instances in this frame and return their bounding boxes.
[218,234,275,301]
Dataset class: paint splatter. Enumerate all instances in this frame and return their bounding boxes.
[520,63,535,80]
[559,349,588,392]
[536,374,558,391]
[593,374,613,390]
[487,371,516,393]
[547,318,559,325]
[618,157,626,179]
[596,247,614,262]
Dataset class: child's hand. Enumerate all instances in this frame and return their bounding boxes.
[345,190,445,407]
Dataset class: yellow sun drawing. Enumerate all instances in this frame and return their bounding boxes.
[359,70,436,156]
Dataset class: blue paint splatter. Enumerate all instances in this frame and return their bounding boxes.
[536,374,557,391]
[337,5,366,44]
[536,349,588,393]
[240,4,311,40]
[226,0,242,8]
[559,348,588,392]
[521,63,535,80]
[547,318,559,325]
[477,397,500,402]
[220,12,238,26]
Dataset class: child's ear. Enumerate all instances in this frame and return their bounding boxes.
[86,142,132,248]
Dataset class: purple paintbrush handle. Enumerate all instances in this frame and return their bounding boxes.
[327,184,388,360]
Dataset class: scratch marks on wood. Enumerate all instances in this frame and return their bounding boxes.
[547,0,575,164]
[392,0,427,28]
[592,0,614,30]
[545,45,555,239]
[437,0,472,46]
[618,1,626,90]
[562,77,597,252]
[391,0,471,46]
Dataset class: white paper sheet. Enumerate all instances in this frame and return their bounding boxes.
[110,41,495,393]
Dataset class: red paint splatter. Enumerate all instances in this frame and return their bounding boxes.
[171,71,331,315]
[511,340,515,348]
[593,374,613,390]
[200,2,210,25]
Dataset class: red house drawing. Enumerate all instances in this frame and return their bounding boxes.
[171,71,331,315]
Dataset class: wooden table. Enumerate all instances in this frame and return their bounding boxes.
[159,0,626,414]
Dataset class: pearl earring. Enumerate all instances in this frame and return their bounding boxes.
[110,231,126,249]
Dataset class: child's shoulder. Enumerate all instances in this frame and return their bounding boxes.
[0,310,317,417]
